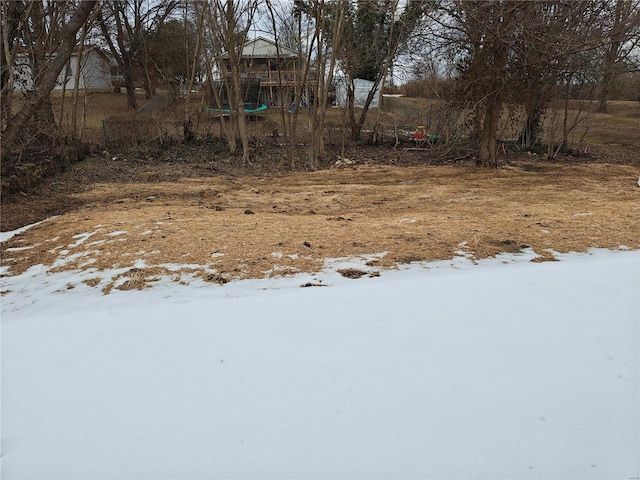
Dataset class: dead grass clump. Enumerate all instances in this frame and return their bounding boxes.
[203,273,229,284]
[99,267,163,294]
[82,277,102,288]
[531,251,560,263]
[115,268,151,291]
[338,268,380,279]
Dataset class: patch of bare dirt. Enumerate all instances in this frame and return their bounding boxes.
[2,143,639,290]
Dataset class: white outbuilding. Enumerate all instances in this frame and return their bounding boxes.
[11,45,113,92]
[333,77,381,108]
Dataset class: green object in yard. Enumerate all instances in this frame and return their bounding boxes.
[204,103,267,114]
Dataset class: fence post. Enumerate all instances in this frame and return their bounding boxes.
[102,118,108,145]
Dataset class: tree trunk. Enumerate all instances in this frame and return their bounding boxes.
[184,1,205,142]
[1,1,27,132]
[356,77,383,142]
[477,94,502,167]
[346,78,358,141]
[1,0,98,158]
[123,63,138,110]
[562,75,572,150]
[236,95,250,164]
[598,41,620,113]
[518,99,545,149]
[71,22,90,139]
[598,0,629,112]
[309,0,344,169]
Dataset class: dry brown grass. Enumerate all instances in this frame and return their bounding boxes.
[2,160,639,292]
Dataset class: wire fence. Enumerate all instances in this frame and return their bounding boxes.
[102,91,175,146]
[138,91,174,117]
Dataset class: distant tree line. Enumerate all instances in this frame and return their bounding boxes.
[1,0,639,167]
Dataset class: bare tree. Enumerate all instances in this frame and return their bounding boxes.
[201,0,259,163]
[264,0,319,168]
[70,8,101,140]
[201,2,236,151]
[182,0,205,141]
[1,1,29,132]
[98,0,178,110]
[264,0,295,166]
[597,0,640,111]
[1,0,98,159]
[452,1,520,166]
[308,0,346,169]
[336,0,428,141]
[426,0,610,165]
[4,1,74,135]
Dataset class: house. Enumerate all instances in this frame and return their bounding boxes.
[215,36,312,109]
[11,45,113,92]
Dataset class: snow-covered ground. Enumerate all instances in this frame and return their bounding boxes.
[1,221,638,479]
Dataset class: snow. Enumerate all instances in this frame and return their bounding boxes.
[0,215,58,243]
[1,222,639,479]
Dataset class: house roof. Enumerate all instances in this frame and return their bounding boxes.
[15,44,111,62]
[223,36,299,59]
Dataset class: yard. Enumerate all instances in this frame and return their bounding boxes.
[1,94,639,286]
